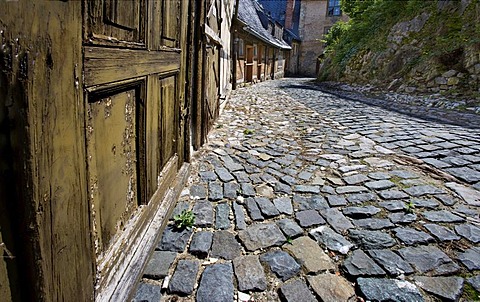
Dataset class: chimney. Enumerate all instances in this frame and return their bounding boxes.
[285,0,295,29]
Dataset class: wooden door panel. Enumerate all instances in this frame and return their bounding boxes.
[105,0,140,30]
[162,0,180,47]
[86,0,146,47]
[87,86,143,251]
[160,76,177,167]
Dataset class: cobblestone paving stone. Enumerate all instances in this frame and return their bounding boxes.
[134,78,480,301]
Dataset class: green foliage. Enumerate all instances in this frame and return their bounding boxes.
[319,0,479,84]
[341,0,376,18]
[173,209,195,230]
[405,201,415,214]
[243,129,255,135]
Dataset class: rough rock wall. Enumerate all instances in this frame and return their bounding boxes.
[320,0,480,101]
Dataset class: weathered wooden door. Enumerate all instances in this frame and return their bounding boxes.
[83,0,190,300]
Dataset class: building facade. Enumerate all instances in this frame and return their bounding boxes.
[298,0,348,76]
[233,0,291,87]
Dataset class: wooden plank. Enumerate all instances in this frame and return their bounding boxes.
[205,24,223,46]
[1,1,94,300]
[84,47,181,87]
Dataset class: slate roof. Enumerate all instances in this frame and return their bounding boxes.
[237,0,291,50]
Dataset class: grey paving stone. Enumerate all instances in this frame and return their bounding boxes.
[143,251,177,279]
[348,229,396,250]
[168,260,200,295]
[343,250,386,277]
[189,231,213,257]
[367,249,414,276]
[411,198,439,209]
[446,167,480,183]
[320,208,354,233]
[336,185,368,194]
[357,278,424,302]
[158,226,193,252]
[343,174,370,185]
[308,273,355,302]
[233,202,247,230]
[467,275,480,292]
[193,201,214,227]
[223,160,244,172]
[215,202,230,230]
[423,158,451,169]
[455,224,480,243]
[368,172,391,180]
[310,226,354,254]
[404,185,445,197]
[352,218,394,230]
[296,210,326,227]
[423,224,460,241]
[260,250,301,281]
[233,171,250,183]
[279,279,317,302]
[273,197,293,215]
[393,227,434,245]
[132,282,162,302]
[293,195,329,210]
[390,170,420,179]
[294,185,320,193]
[284,236,335,273]
[379,200,407,211]
[238,223,286,251]
[196,263,234,302]
[365,180,395,190]
[389,212,417,224]
[245,197,263,221]
[398,245,460,275]
[274,182,292,194]
[280,174,297,186]
[435,194,457,206]
[215,167,234,182]
[321,185,336,194]
[422,210,464,223]
[277,218,303,238]
[190,184,207,199]
[208,182,224,201]
[378,189,409,200]
[298,171,313,181]
[347,192,377,203]
[200,171,217,182]
[414,276,464,302]
[240,182,255,196]
[327,194,348,206]
[210,231,242,260]
[457,247,480,270]
[224,182,239,199]
[343,206,381,218]
[255,197,280,217]
[233,255,267,291]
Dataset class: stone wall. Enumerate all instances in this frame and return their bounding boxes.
[321,0,480,101]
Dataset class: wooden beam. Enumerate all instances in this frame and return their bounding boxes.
[84,47,181,87]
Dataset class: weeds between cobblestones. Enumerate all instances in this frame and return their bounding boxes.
[133,78,480,302]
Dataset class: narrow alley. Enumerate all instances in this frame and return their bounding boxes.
[134,78,480,302]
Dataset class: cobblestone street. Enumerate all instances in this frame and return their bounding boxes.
[134,78,480,302]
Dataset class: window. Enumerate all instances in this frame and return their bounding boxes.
[253,44,257,56]
[327,0,341,16]
[238,39,244,57]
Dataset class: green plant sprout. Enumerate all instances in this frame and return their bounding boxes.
[173,209,195,230]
